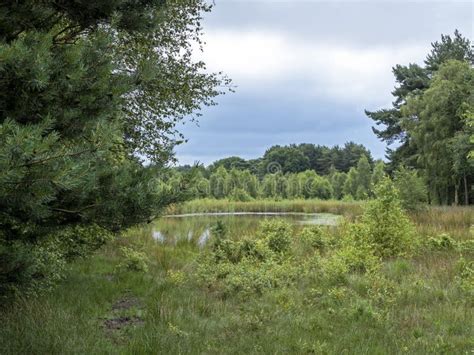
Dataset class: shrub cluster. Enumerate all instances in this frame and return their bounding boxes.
[117,247,149,273]
[0,224,112,299]
[196,178,419,299]
[197,220,298,297]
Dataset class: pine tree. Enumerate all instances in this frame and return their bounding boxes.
[0,1,229,297]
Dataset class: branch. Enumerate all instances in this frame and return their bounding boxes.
[17,149,93,168]
[51,204,97,214]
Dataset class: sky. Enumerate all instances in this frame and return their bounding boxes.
[174,0,473,166]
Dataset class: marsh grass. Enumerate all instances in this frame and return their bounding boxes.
[0,203,472,354]
[411,206,473,240]
[168,198,364,220]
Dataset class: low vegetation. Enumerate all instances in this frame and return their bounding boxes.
[1,180,472,354]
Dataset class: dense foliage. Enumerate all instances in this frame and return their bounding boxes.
[166,155,427,208]
[178,141,373,177]
[0,1,228,298]
[366,30,473,205]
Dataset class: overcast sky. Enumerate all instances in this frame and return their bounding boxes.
[174,0,473,166]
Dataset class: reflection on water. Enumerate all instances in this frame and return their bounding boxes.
[151,212,340,247]
[152,231,164,242]
[197,229,210,247]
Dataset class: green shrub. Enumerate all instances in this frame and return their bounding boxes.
[321,255,350,284]
[455,257,473,293]
[221,259,297,296]
[210,220,227,239]
[298,226,329,250]
[49,224,113,261]
[334,243,381,275]
[0,224,112,300]
[458,239,474,253]
[427,234,458,250]
[237,237,273,262]
[360,178,417,257]
[257,219,293,254]
[197,220,297,297]
[117,247,149,273]
[321,227,381,285]
[0,240,66,300]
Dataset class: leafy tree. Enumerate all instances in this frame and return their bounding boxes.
[339,142,374,172]
[209,167,230,199]
[0,1,228,296]
[312,176,333,200]
[242,170,259,198]
[229,188,252,202]
[343,167,359,199]
[208,157,250,172]
[286,174,301,199]
[403,60,473,204]
[330,171,348,200]
[366,30,473,182]
[355,155,372,198]
[261,145,310,175]
[393,166,428,211]
[371,161,386,189]
[261,174,278,199]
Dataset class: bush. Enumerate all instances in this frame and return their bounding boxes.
[257,219,293,254]
[304,175,333,200]
[49,224,113,261]
[320,255,350,284]
[197,219,297,297]
[455,257,473,294]
[298,226,329,251]
[221,259,297,297]
[0,224,112,300]
[321,223,381,284]
[210,220,227,239]
[427,234,457,250]
[0,240,66,300]
[360,178,417,257]
[117,247,149,273]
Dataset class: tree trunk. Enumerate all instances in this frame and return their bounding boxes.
[454,182,459,206]
[464,173,469,205]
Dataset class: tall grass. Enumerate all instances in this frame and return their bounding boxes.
[167,198,365,219]
[411,206,473,240]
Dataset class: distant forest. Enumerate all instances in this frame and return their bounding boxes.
[175,142,374,177]
[168,142,426,208]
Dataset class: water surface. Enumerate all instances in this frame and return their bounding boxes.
[151,212,340,247]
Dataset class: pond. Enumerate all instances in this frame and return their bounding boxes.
[150,212,340,247]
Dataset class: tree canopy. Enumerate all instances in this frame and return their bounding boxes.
[0,0,229,297]
[366,30,473,204]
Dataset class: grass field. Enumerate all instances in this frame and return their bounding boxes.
[0,202,472,354]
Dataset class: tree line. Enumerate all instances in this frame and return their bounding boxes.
[166,155,427,209]
[366,30,473,205]
[177,141,374,177]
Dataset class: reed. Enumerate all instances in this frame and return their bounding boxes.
[167,198,365,219]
